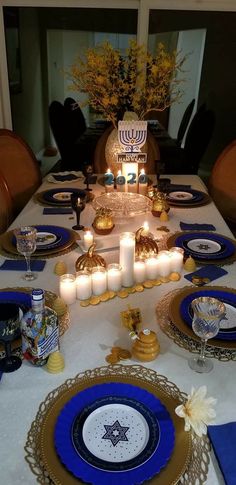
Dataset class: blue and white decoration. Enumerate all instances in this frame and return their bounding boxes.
[118,121,147,163]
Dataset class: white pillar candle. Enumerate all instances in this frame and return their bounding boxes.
[134,259,146,283]
[169,247,184,272]
[59,273,76,305]
[157,250,171,277]
[91,266,107,296]
[145,255,159,280]
[76,270,92,300]
[142,221,149,236]
[116,170,126,192]
[119,232,135,287]
[107,263,122,291]
[83,230,94,251]
[138,168,148,196]
[104,168,114,193]
[122,162,138,193]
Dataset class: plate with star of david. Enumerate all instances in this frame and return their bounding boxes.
[54,382,175,485]
[166,189,210,207]
[167,232,236,262]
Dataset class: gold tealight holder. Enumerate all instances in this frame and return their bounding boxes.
[152,191,170,217]
[92,208,115,235]
[135,227,158,259]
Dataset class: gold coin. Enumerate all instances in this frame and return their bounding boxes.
[117,290,129,298]
[169,272,181,282]
[160,277,170,283]
[90,296,100,305]
[100,292,110,302]
[126,287,136,294]
[143,280,154,288]
[153,279,161,286]
[111,346,121,355]
[108,291,116,299]
[134,284,144,292]
[203,278,210,284]
[106,354,119,364]
[80,299,90,307]
[119,349,132,360]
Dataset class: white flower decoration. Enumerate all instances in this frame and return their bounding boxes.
[175,386,217,437]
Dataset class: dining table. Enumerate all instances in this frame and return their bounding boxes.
[0,172,235,485]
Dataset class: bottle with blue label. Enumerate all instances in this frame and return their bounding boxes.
[21,289,59,366]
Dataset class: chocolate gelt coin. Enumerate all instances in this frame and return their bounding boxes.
[100,292,110,302]
[117,289,129,298]
[119,349,132,360]
[108,291,116,299]
[106,354,119,364]
[143,280,154,289]
[80,299,90,307]
[90,296,100,305]
[135,284,144,292]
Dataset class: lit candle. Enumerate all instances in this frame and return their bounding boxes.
[145,255,159,280]
[107,263,122,291]
[91,266,107,295]
[122,163,138,193]
[83,229,94,251]
[142,221,149,236]
[76,270,92,300]
[134,259,146,283]
[116,170,126,192]
[169,247,184,272]
[119,232,135,287]
[138,168,148,196]
[104,168,114,193]
[157,250,171,278]
[59,273,76,305]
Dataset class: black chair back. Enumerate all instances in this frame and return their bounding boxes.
[177,98,195,146]
[183,108,215,174]
[64,97,87,139]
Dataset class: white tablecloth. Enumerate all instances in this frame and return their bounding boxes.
[0,175,234,485]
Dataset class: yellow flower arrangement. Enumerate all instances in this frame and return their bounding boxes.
[68,40,186,127]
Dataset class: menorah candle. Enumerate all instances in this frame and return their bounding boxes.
[83,229,94,251]
[122,163,138,193]
[91,266,107,296]
[134,259,146,283]
[157,250,171,278]
[138,168,148,196]
[119,232,135,287]
[76,270,92,300]
[169,247,184,272]
[59,274,76,305]
[116,170,126,192]
[104,168,114,193]
[107,263,122,291]
[145,255,159,280]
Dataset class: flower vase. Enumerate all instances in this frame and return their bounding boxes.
[105,128,122,174]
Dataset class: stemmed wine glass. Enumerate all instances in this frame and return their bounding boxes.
[0,303,22,373]
[71,194,86,230]
[188,296,226,373]
[82,164,93,192]
[14,226,37,281]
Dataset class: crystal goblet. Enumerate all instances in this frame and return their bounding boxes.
[0,303,22,373]
[71,194,85,230]
[14,226,37,281]
[188,296,226,373]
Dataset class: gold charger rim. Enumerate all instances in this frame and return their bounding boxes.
[0,225,78,257]
[169,285,236,350]
[167,191,211,208]
[166,231,236,265]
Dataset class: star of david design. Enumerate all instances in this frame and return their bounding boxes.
[102,420,129,446]
[197,243,211,251]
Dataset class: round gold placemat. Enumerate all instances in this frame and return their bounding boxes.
[0,287,70,354]
[166,231,236,266]
[156,286,236,361]
[25,364,210,485]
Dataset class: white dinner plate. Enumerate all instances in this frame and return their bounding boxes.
[186,238,222,254]
[52,191,73,201]
[168,191,194,201]
[36,231,58,247]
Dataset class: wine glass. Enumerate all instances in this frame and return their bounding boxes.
[82,164,93,192]
[0,303,22,373]
[71,194,85,230]
[188,296,226,373]
[14,226,37,281]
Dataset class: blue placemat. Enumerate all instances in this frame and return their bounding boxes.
[167,184,191,191]
[43,208,73,215]
[0,260,46,271]
[208,423,236,485]
[184,265,228,284]
[180,222,216,231]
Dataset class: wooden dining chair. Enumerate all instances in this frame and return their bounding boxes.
[0,172,14,234]
[0,129,42,216]
[208,140,236,231]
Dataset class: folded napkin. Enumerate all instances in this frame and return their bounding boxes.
[180,222,216,231]
[208,422,236,485]
[167,184,192,191]
[43,207,73,215]
[184,264,228,284]
[53,173,79,181]
[0,259,46,271]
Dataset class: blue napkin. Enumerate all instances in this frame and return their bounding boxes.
[0,260,46,271]
[180,222,216,231]
[167,184,192,191]
[184,264,228,284]
[208,423,236,485]
[53,174,78,181]
[43,208,73,215]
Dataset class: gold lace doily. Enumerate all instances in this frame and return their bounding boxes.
[0,287,70,357]
[24,364,210,485]
[156,287,236,361]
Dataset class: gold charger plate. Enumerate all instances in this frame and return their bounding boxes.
[166,231,236,266]
[25,365,210,485]
[0,225,77,257]
[169,285,236,350]
[35,190,93,206]
[166,191,211,208]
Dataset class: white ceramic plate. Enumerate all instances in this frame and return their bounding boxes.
[186,238,222,254]
[168,191,194,201]
[36,231,58,247]
[52,191,73,201]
